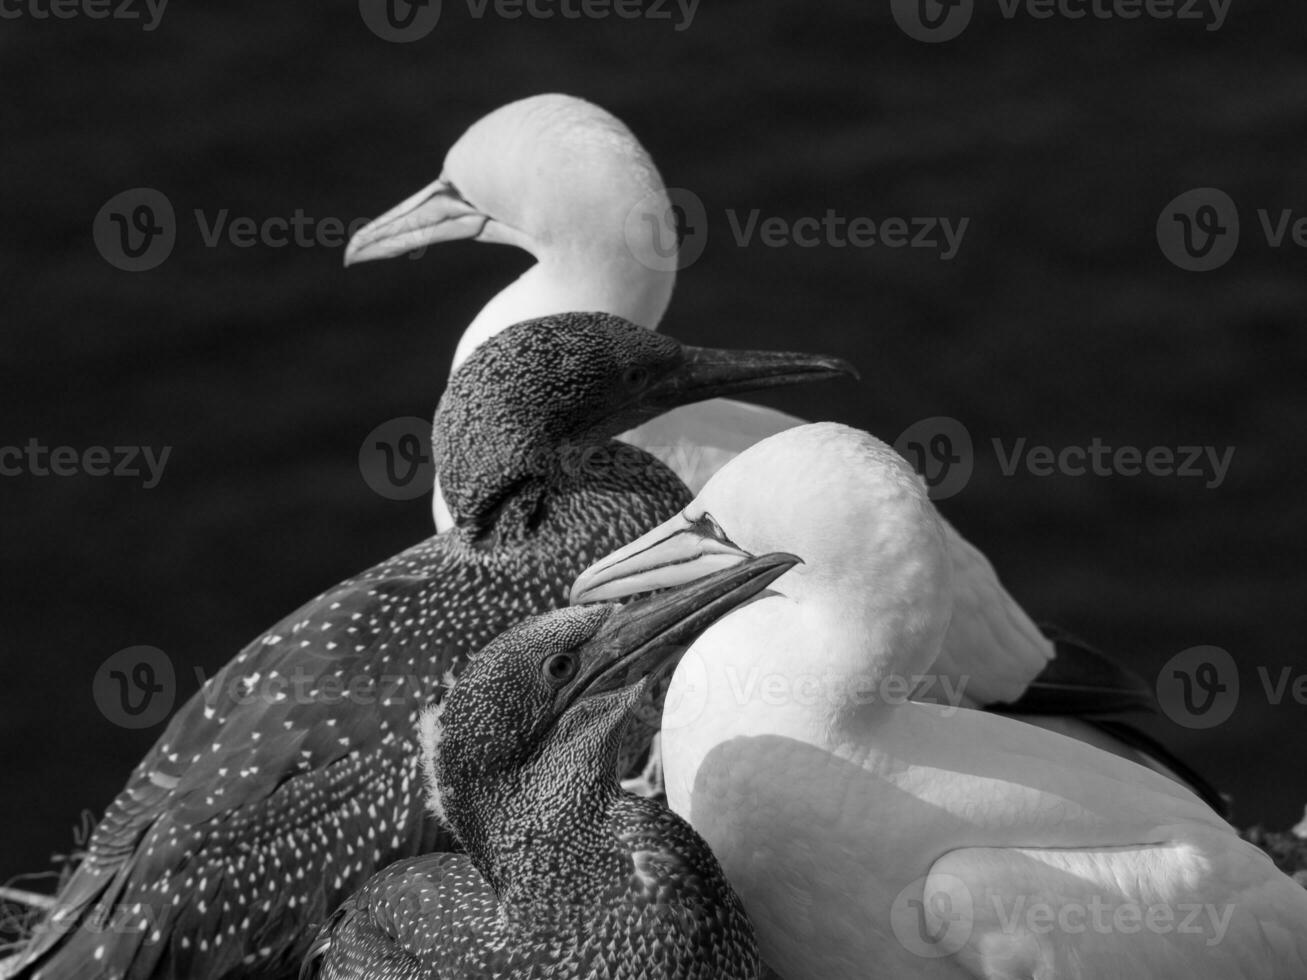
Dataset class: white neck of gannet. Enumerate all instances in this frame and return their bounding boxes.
[432,246,674,531]
[450,233,676,373]
[659,426,955,798]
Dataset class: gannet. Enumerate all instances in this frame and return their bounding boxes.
[302,553,799,980]
[571,423,1305,979]
[11,316,848,980]
[343,92,807,520]
[338,96,1211,797]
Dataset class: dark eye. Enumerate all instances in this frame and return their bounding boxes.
[543,653,578,684]
[692,511,733,544]
[622,366,650,391]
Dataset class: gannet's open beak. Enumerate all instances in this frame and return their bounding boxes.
[567,552,799,703]
[571,511,779,605]
[344,178,490,266]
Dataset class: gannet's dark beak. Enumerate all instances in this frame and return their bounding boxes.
[565,552,799,704]
[571,511,763,605]
[345,178,490,266]
[646,346,858,410]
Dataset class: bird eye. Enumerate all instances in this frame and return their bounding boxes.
[622,366,650,391]
[543,653,578,684]
[693,511,733,544]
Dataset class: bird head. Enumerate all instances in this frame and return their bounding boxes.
[431,313,855,535]
[420,552,799,852]
[344,94,678,368]
[571,423,954,706]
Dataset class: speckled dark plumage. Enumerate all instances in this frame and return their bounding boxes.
[15,314,788,980]
[303,589,776,980]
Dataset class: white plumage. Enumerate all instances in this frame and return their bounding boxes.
[573,423,1307,978]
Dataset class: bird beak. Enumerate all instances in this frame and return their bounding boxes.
[570,511,760,605]
[569,551,799,703]
[344,178,490,266]
[646,346,858,411]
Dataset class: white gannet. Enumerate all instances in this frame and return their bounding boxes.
[570,423,1305,979]
[342,95,1211,792]
[344,92,801,525]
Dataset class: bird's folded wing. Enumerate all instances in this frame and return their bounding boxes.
[922,520,1054,707]
[18,564,453,979]
[920,833,1307,979]
[991,625,1155,717]
[303,853,503,979]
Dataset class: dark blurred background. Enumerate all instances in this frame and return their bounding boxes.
[3,0,1306,892]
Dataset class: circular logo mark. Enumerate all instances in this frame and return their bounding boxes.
[93,645,176,729]
[93,188,176,272]
[894,416,974,501]
[624,187,708,274]
[359,416,435,500]
[890,873,974,958]
[1156,188,1239,272]
[358,0,441,42]
[659,648,709,732]
[1156,645,1238,730]
[891,0,974,42]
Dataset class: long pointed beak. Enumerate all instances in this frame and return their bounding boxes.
[569,552,800,702]
[570,512,756,605]
[648,346,858,410]
[344,178,490,266]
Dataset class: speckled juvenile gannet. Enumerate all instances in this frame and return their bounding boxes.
[344,93,807,520]
[10,316,847,980]
[302,553,799,980]
[571,424,1304,979]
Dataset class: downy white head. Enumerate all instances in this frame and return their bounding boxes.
[346,94,678,371]
[572,422,956,743]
